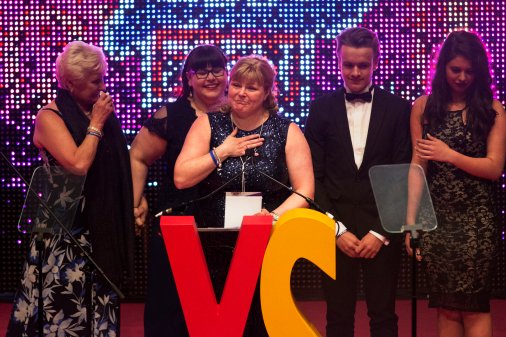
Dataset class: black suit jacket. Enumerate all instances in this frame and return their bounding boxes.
[305,86,411,238]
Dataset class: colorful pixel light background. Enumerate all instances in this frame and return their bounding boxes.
[1,0,505,295]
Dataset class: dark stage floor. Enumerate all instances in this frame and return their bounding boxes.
[1,299,505,336]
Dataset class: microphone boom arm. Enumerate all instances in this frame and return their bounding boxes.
[155,170,244,217]
[250,158,342,233]
[0,151,125,299]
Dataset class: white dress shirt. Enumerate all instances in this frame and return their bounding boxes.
[338,84,389,245]
[344,85,373,169]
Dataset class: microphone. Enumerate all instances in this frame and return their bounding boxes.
[154,203,190,218]
[155,170,243,217]
[248,155,343,233]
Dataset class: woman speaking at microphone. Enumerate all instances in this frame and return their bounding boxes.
[174,54,314,336]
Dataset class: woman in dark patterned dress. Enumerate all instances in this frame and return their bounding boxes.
[406,31,506,336]
[129,45,228,337]
[6,41,135,337]
[174,54,314,336]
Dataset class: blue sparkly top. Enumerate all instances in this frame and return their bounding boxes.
[195,112,292,228]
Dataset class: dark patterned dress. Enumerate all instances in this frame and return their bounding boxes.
[6,151,120,337]
[7,89,134,337]
[421,108,498,312]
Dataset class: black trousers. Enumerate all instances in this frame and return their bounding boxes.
[323,239,402,337]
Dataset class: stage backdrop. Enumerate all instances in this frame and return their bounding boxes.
[1,0,505,300]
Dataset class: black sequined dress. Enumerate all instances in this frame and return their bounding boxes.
[422,109,498,312]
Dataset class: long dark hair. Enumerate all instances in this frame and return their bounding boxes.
[425,30,496,140]
[179,45,228,98]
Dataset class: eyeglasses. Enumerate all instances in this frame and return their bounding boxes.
[191,67,225,79]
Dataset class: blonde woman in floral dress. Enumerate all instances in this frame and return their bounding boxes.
[6,41,134,337]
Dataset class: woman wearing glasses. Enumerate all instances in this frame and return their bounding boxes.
[129,44,228,337]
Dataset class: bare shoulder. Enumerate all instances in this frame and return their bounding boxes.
[33,101,66,148]
[413,95,428,108]
[287,122,309,149]
[186,113,210,136]
[492,99,506,116]
[36,101,62,123]
[37,101,58,114]
[194,112,210,126]
[411,95,429,115]
[288,121,302,133]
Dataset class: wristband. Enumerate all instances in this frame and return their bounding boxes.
[212,147,222,170]
[209,149,219,167]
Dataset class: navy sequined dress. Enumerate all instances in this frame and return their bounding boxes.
[195,112,292,228]
[195,111,292,337]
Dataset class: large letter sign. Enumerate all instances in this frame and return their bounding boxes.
[261,208,336,337]
[160,208,336,337]
[160,215,272,337]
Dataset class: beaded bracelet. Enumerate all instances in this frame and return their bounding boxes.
[87,126,103,138]
[86,130,103,139]
[212,147,222,170]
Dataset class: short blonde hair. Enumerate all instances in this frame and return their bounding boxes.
[55,41,107,90]
[226,55,279,115]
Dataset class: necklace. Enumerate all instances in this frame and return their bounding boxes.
[231,114,266,192]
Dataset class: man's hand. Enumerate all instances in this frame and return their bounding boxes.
[336,232,360,258]
[355,232,383,258]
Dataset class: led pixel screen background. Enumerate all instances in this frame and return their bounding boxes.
[1,0,506,299]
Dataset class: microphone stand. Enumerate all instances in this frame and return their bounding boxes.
[155,170,244,218]
[1,151,125,337]
[249,157,342,233]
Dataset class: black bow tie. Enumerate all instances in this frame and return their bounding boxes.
[345,91,372,102]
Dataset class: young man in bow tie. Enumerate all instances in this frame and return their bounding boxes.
[305,27,411,337]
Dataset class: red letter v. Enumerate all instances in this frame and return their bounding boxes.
[160,215,272,337]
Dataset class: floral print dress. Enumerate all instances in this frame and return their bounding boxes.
[6,153,120,337]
